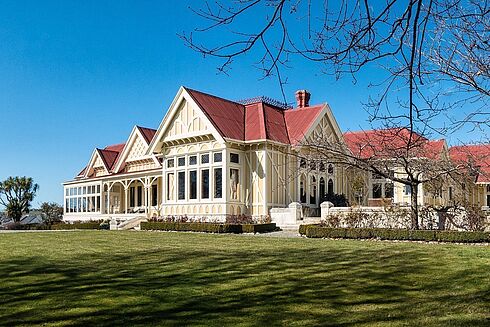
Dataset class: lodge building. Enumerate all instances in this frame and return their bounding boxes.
[63,87,490,222]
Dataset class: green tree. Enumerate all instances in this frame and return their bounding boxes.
[0,176,39,222]
[40,202,63,226]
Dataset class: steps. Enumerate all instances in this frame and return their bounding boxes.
[116,216,148,230]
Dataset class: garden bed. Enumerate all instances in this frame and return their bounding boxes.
[141,222,276,234]
[299,225,490,243]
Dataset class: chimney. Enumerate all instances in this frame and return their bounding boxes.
[295,90,311,108]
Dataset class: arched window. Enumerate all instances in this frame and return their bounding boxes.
[310,176,317,205]
[328,179,334,194]
[319,177,326,199]
[300,175,306,203]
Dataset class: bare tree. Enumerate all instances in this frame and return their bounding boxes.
[182,0,489,228]
[182,0,489,131]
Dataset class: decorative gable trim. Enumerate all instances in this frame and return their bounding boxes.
[147,86,226,155]
[112,126,159,173]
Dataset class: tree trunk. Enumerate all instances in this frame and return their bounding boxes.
[410,183,419,229]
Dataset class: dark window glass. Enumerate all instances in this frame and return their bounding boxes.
[189,156,197,165]
[385,183,394,198]
[167,159,174,168]
[328,164,334,174]
[214,152,222,163]
[129,187,135,207]
[151,184,158,206]
[189,170,197,199]
[300,159,306,168]
[137,186,143,206]
[230,153,239,163]
[201,154,209,164]
[373,184,382,198]
[328,179,334,194]
[201,169,209,199]
[178,157,185,166]
[449,187,453,200]
[214,168,222,198]
[178,172,185,200]
[404,185,412,196]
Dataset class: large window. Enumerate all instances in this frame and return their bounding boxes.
[151,184,158,206]
[65,184,101,213]
[178,172,186,200]
[189,170,197,199]
[201,169,209,199]
[373,183,382,198]
[214,168,222,198]
[137,186,143,206]
[230,169,239,200]
[167,173,175,201]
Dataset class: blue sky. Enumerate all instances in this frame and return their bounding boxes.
[0,1,479,207]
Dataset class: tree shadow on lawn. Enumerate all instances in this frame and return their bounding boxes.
[0,240,489,326]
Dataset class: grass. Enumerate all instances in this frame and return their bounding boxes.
[0,231,489,326]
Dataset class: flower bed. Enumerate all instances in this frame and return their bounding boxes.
[299,225,490,243]
[141,222,276,234]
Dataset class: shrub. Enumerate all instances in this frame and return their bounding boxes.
[141,222,276,234]
[300,225,490,243]
[51,220,103,230]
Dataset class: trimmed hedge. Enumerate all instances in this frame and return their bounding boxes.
[141,222,276,234]
[299,225,490,243]
[51,222,103,230]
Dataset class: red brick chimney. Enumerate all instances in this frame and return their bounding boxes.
[295,90,311,108]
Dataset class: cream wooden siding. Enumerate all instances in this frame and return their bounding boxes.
[162,100,210,141]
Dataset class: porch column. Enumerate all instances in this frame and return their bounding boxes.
[144,177,149,215]
[124,183,129,214]
[106,184,110,214]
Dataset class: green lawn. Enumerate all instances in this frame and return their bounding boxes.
[0,231,489,326]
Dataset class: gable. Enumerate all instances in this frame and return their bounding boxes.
[93,153,105,168]
[162,98,211,142]
[127,134,147,161]
[112,126,160,173]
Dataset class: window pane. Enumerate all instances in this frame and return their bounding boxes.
[214,168,222,198]
[137,186,143,206]
[97,185,100,193]
[130,187,135,207]
[151,185,158,206]
[178,157,185,166]
[373,184,382,198]
[230,169,239,200]
[189,156,197,165]
[167,173,175,201]
[167,159,174,168]
[385,183,394,198]
[201,169,209,199]
[178,172,186,200]
[230,153,239,164]
[404,185,412,195]
[201,154,209,164]
[213,152,222,163]
[189,171,197,199]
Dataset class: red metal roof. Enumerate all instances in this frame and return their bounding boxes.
[284,105,324,145]
[185,87,324,144]
[186,87,246,141]
[450,144,490,183]
[343,128,446,160]
[137,126,157,145]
